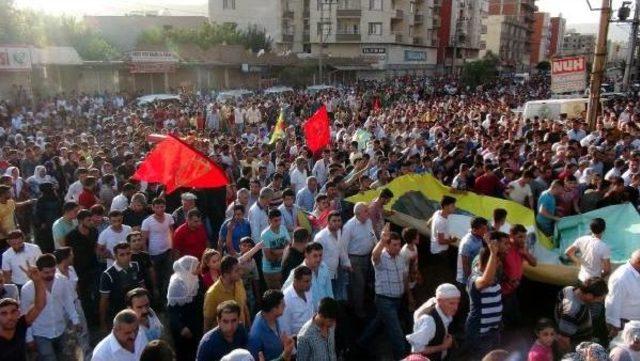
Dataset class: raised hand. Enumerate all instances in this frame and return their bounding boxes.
[19,260,41,283]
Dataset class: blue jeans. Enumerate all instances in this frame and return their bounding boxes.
[358,295,408,360]
[151,251,172,302]
[34,335,65,361]
[465,329,501,360]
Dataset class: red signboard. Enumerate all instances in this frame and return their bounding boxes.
[551,56,587,94]
[129,62,176,74]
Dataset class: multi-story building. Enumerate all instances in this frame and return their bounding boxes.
[209,0,441,78]
[530,12,550,65]
[549,15,566,57]
[435,0,489,73]
[480,0,536,71]
[561,31,596,59]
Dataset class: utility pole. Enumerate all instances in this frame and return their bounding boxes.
[586,0,611,130]
[318,0,335,85]
[623,0,640,91]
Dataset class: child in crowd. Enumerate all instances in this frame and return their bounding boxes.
[200,248,221,290]
[528,318,556,361]
[237,237,263,317]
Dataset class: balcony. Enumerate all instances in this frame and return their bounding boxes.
[392,32,403,43]
[391,9,404,19]
[336,32,361,41]
[303,9,310,18]
[336,8,361,17]
[283,9,294,18]
[303,30,310,42]
[480,25,487,34]
[413,36,424,45]
[414,14,424,24]
[432,18,441,28]
[430,37,438,47]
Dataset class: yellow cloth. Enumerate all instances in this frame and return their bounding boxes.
[0,200,16,238]
[203,279,247,326]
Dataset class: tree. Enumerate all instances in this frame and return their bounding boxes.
[136,22,272,52]
[461,52,498,88]
[536,61,551,72]
[0,1,120,60]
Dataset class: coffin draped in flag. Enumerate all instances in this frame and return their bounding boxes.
[133,135,229,193]
[347,174,640,286]
[303,105,330,154]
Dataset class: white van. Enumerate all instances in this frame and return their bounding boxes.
[522,98,590,121]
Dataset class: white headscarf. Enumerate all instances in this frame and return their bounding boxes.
[4,166,24,197]
[30,165,53,184]
[612,321,640,361]
[167,256,200,307]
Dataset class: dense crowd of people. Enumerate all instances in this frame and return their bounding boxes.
[0,73,640,361]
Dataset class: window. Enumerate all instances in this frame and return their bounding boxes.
[368,22,383,35]
[369,0,383,10]
[223,0,235,9]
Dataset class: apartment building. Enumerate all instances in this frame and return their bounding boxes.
[435,0,489,73]
[549,16,566,57]
[209,0,441,77]
[479,0,536,71]
[530,12,550,65]
[562,31,596,59]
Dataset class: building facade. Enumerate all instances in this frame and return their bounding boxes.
[530,12,550,65]
[209,0,442,78]
[549,16,566,57]
[435,0,489,73]
[480,0,536,71]
[561,31,596,59]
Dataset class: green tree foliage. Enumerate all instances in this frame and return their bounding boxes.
[536,60,551,72]
[461,51,499,88]
[0,0,120,60]
[136,22,272,52]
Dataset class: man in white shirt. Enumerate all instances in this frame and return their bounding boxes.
[92,309,148,361]
[565,218,611,283]
[407,283,460,360]
[290,157,308,194]
[233,105,245,134]
[110,183,135,212]
[314,211,351,298]
[622,159,640,186]
[342,202,377,319]
[2,230,42,287]
[605,250,640,337]
[430,196,458,256]
[605,159,625,181]
[64,168,89,202]
[98,210,133,267]
[281,265,314,336]
[248,188,272,242]
[312,149,331,187]
[21,254,80,361]
[141,198,174,300]
[505,170,534,209]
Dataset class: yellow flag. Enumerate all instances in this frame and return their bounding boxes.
[269,110,285,144]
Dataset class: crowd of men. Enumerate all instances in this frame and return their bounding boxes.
[1,73,640,361]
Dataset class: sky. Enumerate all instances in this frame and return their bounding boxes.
[10,0,629,26]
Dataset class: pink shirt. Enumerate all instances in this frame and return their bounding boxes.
[528,342,553,361]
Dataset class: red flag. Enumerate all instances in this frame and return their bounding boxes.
[133,135,228,194]
[303,105,330,154]
[373,97,381,111]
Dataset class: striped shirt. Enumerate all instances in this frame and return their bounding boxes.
[467,275,502,334]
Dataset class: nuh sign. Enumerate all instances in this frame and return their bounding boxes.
[552,56,586,75]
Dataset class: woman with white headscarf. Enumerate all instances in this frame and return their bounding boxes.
[26,165,58,198]
[4,166,31,236]
[167,255,204,361]
[610,321,640,361]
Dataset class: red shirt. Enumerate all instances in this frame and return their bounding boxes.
[173,223,208,259]
[501,247,524,296]
[473,173,501,196]
[78,189,97,209]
